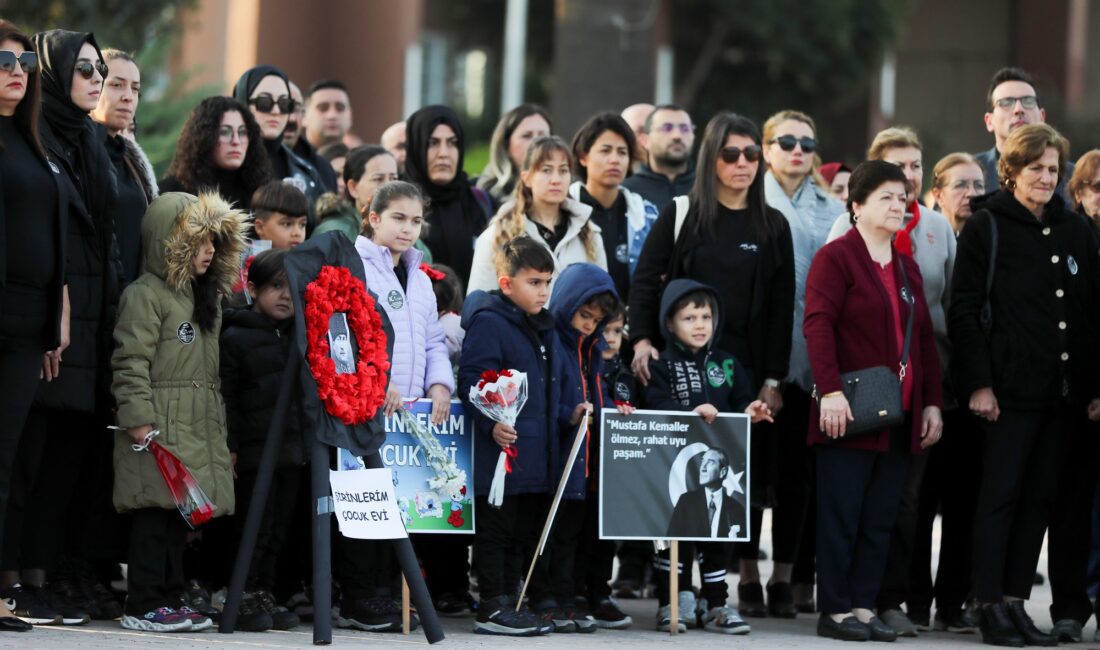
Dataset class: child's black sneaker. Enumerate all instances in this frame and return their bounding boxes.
[285,587,313,621]
[120,606,192,632]
[222,592,272,632]
[337,596,409,632]
[434,591,474,617]
[533,599,576,633]
[180,580,221,623]
[564,597,598,633]
[475,596,549,636]
[253,590,299,630]
[1,583,62,625]
[591,596,633,629]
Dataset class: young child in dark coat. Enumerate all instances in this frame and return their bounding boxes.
[219,248,302,631]
[458,237,590,637]
[644,279,772,635]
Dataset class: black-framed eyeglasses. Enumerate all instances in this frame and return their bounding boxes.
[719,145,762,164]
[0,50,37,74]
[770,135,816,153]
[993,95,1038,110]
[249,93,296,115]
[217,125,249,142]
[74,60,108,80]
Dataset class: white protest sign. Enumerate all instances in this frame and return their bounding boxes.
[329,468,408,540]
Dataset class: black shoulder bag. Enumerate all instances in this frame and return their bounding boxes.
[813,259,914,436]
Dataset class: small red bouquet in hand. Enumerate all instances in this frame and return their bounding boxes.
[116,428,217,528]
[467,369,528,507]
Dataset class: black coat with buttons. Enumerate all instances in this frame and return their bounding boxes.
[949,190,1100,409]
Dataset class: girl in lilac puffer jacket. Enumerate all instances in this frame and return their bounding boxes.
[354,181,454,425]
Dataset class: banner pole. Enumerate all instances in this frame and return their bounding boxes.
[669,540,679,636]
[402,577,411,635]
[516,414,590,611]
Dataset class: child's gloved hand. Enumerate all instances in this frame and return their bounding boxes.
[570,402,594,426]
[745,399,774,424]
[693,403,718,424]
[384,385,402,417]
[428,384,452,426]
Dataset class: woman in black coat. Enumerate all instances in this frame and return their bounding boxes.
[949,124,1100,647]
[627,112,795,613]
[0,29,122,626]
[0,20,70,633]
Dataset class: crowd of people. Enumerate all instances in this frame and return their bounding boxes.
[2,18,1100,646]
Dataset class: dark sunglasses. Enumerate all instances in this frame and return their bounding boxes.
[0,50,37,74]
[74,60,109,80]
[771,135,817,153]
[249,93,296,115]
[719,145,762,164]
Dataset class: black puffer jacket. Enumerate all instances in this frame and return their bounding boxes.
[220,307,305,472]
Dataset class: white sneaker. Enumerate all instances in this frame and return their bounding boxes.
[656,592,695,633]
[701,604,751,635]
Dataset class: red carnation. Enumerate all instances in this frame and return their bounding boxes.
[419,263,446,281]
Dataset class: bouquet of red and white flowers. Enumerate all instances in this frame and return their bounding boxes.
[114,427,217,528]
[467,369,528,507]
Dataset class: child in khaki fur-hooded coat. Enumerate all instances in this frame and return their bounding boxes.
[111,191,247,631]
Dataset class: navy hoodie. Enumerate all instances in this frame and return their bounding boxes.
[643,279,754,413]
[549,263,618,500]
[459,290,574,497]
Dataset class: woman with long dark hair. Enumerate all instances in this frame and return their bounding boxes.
[628,112,794,625]
[0,19,69,633]
[161,96,270,211]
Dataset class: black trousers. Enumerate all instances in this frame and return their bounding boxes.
[414,535,471,597]
[526,499,584,605]
[474,493,547,601]
[654,542,732,607]
[734,386,814,564]
[816,444,910,614]
[613,541,652,585]
[127,507,189,615]
[972,408,1068,603]
[235,466,302,593]
[909,408,983,614]
[876,452,929,611]
[573,492,615,602]
[1048,415,1100,624]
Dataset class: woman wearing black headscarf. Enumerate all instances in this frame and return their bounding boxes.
[404,105,492,286]
[0,19,70,633]
[232,65,324,230]
[0,29,121,626]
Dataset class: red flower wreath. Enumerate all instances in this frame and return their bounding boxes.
[304,265,390,425]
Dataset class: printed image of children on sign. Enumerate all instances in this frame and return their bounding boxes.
[339,399,474,533]
[599,409,751,542]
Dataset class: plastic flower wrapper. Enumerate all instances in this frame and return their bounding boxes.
[111,427,217,529]
[467,369,528,507]
[399,404,468,496]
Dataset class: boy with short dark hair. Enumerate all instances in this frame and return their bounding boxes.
[644,279,772,635]
[459,237,591,637]
[250,180,308,249]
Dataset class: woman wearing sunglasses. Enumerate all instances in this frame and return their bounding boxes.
[161,96,271,212]
[825,126,956,637]
[232,65,325,231]
[722,110,847,620]
[1,29,120,628]
[0,20,74,633]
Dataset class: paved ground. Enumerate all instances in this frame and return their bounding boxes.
[2,515,1089,648]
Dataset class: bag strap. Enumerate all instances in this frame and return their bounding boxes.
[897,257,915,382]
[673,195,689,243]
[979,213,998,335]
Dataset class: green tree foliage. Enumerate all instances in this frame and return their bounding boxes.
[672,0,917,155]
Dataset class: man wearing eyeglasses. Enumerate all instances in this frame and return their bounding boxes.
[976,67,1073,199]
[622,103,696,212]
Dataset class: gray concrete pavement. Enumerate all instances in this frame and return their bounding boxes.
[1,515,1084,648]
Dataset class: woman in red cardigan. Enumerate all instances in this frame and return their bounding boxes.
[803,160,944,642]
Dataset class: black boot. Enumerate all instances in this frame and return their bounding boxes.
[977,603,1025,647]
[1005,601,1056,646]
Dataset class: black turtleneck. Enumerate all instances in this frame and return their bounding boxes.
[1,116,58,291]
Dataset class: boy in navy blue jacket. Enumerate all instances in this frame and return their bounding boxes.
[545,263,635,632]
[459,238,590,636]
[644,279,772,635]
